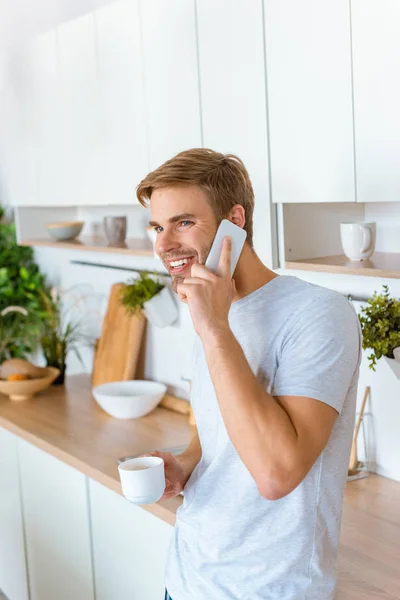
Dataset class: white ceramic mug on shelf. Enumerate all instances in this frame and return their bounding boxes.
[340,222,376,261]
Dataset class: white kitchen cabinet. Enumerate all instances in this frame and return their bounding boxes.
[0,32,59,208]
[17,439,94,600]
[57,12,103,205]
[140,0,202,169]
[352,0,400,203]
[0,43,39,207]
[28,29,62,207]
[196,0,274,266]
[95,0,148,204]
[0,428,29,600]
[89,478,173,600]
[264,0,355,203]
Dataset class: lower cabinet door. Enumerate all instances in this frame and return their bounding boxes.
[17,439,94,600]
[89,479,173,600]
[0,428,29,600]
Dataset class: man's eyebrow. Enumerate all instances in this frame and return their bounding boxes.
[148,213,196,228]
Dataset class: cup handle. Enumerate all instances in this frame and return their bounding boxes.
[361,226,372,253]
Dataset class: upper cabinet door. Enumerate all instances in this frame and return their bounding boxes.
[95,0,148,205]
[264,0,355,203]
[196,0,274,266]
[1,43,39,207]
[140,0,202,169]
[352,0,400,203]
[29,30,61,207]
[58,13,103,205]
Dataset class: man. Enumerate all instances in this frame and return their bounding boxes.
[137,148,361,600]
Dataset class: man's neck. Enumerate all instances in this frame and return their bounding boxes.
[232,244,278,302]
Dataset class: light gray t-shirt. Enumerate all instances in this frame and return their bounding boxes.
[166,275,361,600]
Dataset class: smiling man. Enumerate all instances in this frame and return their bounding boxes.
[137,148,361,600]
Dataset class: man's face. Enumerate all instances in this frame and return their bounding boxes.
[149,185,219,292]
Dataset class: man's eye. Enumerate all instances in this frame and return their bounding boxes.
[180,220,193,227]
[154,226,163,234]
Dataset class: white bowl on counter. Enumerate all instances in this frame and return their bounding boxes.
[92,380,167,419]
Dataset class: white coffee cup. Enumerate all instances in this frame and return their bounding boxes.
[118,456,165,504]
[340,222,376,261]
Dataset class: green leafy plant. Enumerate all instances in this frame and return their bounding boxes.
[119,272,164,315]
[0,205,48,361]
[359,285,400,371]
[0,306,29,360]
[39,288,94,383]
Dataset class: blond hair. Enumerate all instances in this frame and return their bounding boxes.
[136,148,255,247]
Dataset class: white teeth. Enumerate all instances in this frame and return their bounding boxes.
[170,258,189,268]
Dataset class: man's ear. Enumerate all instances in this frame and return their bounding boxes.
[229,205,246,229]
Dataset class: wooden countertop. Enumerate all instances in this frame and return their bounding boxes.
[0,374,193,526]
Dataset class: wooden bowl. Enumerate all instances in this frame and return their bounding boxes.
[0,367,60,401]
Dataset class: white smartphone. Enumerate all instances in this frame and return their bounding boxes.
[205,219,247,276]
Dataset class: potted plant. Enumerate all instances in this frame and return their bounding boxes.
[0,204,48,362]
[359,285,400,378]
[39,287,94,384]
[119,272,178,328]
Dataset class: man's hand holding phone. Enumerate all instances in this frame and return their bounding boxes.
[177,236,235,340]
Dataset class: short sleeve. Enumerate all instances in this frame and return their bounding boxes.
[272,292,362,413]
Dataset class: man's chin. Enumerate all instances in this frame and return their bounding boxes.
[171,275,185,293]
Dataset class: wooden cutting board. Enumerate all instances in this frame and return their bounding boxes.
[91,283,146,388]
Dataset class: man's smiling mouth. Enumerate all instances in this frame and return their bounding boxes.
[165,256,196,274]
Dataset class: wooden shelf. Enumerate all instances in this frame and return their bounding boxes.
[20,236,154,257]
[285,252,400,279]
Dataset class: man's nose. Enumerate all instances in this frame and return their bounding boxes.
[155,231,180,256]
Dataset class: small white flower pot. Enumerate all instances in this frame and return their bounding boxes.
[143,286,178,328]
[384,355,400,380]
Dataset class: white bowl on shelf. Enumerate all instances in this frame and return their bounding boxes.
[46,221,85,241]
[92,380,167,419]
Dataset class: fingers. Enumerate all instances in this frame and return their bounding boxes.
[176,281,198,303]
[217,237,232,278]
[191,263,217,281]
[177,276,210,301]
[151,450,172,464]
[176,284,188,303]
[161,489,180,500]
[162,478,182,500]
[178,277,208,286]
